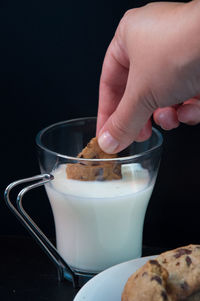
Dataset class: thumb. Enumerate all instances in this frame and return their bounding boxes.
[98,70,154,153]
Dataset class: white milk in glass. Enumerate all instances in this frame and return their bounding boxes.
[45,163,154,273]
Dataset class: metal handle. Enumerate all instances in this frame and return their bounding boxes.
[4,174,79,288]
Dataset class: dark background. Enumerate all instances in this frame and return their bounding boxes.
[1,0,199,252]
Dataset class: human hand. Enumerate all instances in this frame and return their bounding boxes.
[97,1,200,153]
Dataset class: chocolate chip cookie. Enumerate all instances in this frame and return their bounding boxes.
[66,137,122,181]
[77,137,116,160]
[122,245,200,301]
[122,259,172,301]
[157,245,200,300]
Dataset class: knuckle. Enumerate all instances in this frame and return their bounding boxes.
[123,9,133,18]
[120,9,135,29]
[117,8,137,44]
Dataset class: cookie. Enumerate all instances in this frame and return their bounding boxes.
[66,137,122,181]
[121,245,200,301]
[66,162,121,181]
[77,137,116,160]
[122,259,172,301]
[157,245,200,300]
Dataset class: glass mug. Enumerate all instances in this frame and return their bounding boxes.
[4,117,163,287]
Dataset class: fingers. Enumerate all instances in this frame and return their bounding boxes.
[177,98,200,125]
[96,38,129,135]
[153,107,180,130]
[153,99,200,129]
[98,94,200,154]
[98,67,153,153]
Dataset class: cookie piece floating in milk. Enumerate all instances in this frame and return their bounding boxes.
[66,137,122,181]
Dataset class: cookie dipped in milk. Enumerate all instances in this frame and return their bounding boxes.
[45,138,154,274]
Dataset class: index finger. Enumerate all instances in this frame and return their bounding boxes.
[96,38,129,135]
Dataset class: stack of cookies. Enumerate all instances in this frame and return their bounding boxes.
[122,245,200,301]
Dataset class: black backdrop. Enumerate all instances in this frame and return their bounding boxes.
[1,0,199,249]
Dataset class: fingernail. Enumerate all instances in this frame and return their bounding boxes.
[98,131,119,154]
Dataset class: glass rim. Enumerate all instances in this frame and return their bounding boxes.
[35,117,163,162]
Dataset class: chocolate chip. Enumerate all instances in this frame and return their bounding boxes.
[91,162,99,166]
[96,176,105,181]
[80,175,87,180]
[95,168,105,181]
[149,260,160,266]
[113,164,121,176]
[162,259,167,264]
[95,168,103,176]
[142,272,148,277]
[185,256,192,267]
[174,248,192,258]
[161,291,168,300]
[151,275,162,284]
[180,281,189,290]
[176,262,180,266]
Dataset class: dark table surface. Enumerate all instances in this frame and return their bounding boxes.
[0,236,167,301]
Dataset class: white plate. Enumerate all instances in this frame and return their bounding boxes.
[74,255,156,301]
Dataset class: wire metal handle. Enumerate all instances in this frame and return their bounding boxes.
[4,174,79,288]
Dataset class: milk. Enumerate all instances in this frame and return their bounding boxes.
[45,163,154,274]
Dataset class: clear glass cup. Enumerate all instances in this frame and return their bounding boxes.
[4,117,163,287]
